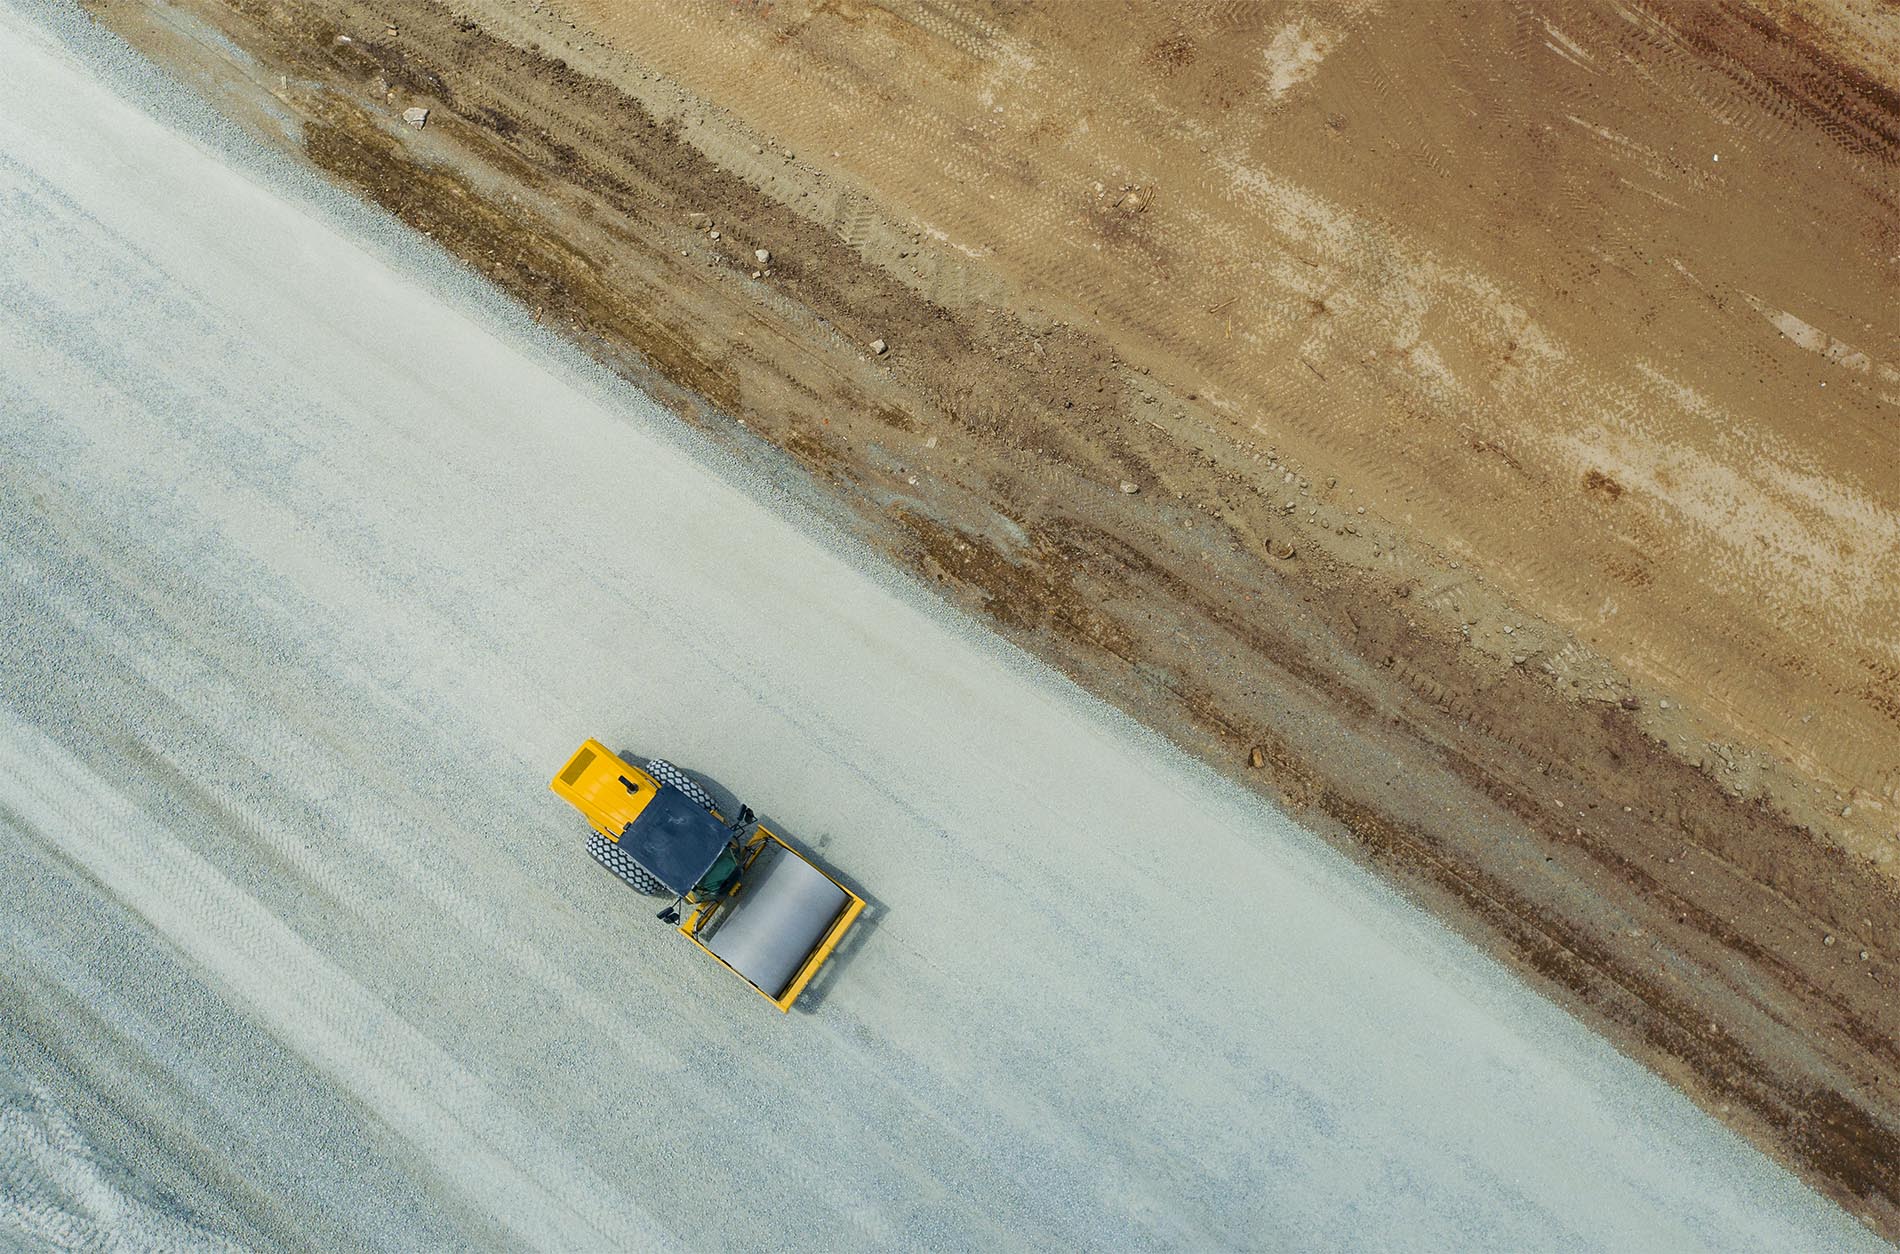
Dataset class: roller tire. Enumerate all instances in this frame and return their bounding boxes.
[642,758,717,813]
[586,832,668,897]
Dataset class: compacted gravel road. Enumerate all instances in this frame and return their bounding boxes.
[0,8,1876,1250]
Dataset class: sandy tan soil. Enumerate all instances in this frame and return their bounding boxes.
[540,0,1900,870]
[80,0,1899,1235]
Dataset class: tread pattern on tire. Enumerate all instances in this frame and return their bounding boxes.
[642,758,717,813]
[586,832,667,896]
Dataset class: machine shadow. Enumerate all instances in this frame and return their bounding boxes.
[617,748,885,1014]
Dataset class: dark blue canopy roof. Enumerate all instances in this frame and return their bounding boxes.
[620,784,732,896]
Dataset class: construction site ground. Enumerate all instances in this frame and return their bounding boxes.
[76,0,1900,1235]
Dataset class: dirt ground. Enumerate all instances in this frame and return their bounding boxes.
[80,0,1899,1236]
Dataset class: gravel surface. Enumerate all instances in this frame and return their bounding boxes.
[0,6,1877,1250]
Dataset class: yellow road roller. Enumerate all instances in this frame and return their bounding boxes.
[550,739,865,1011]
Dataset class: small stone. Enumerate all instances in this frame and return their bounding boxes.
[1512,655,1527,666]
[1502,625,1514,635]
[1119,480,1140,494]
[755,248,771,264]
[1842,806,1853,817]
[402,106,429,128]
[750,144,764,155]
[708,230,721,240]
[752,270,762,278]
[334,33,353,44]
[1861,950,1870,960]
[1272,541,1296,560]
[1249,746,1267,770]
[1620,696,1640,711]
[1824,935,1835,946]
[1658,699,1671,710]
[870,339,887,355]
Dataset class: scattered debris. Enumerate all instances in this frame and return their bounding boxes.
[870,338,888,355]
[401,106,429,128]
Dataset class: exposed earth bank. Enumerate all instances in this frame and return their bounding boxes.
[79,0,1900,1234]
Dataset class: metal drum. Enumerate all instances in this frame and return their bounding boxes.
[703,841,850,999]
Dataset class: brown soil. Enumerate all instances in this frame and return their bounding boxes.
[82,0,1899,1235]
